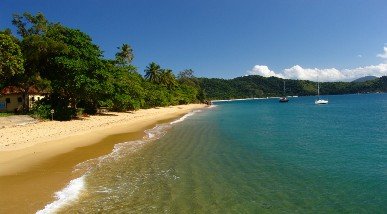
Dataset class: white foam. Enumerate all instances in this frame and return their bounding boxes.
[144,124,169,140]
[147,132,155,139]
[170,110,201,124]
[36,176,85,214]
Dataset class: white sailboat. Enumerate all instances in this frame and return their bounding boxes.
[315,78,328,104]
[279,80,289,103]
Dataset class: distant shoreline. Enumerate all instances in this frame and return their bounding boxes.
[211,92,385,103]
[0,104,206,213]
[211,96,297,102]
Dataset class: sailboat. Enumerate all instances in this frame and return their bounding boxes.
[279,80,289,103]
[315,78,328,104]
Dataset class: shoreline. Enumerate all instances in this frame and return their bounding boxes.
[0,104,205,213]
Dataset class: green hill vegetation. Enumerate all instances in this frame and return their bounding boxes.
[199,75,387,100]
[352,76,378,82]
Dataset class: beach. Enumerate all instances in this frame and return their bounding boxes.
[0,104,205,213]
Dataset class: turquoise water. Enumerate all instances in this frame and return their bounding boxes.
[54,94,386,213]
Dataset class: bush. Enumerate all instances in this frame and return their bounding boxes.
[129,99,141,110]
[30,103,52,120]
[76,108,84,117]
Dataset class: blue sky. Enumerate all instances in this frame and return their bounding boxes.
[2,0,387,81]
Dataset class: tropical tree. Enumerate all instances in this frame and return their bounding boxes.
[0,33,24,84]
[1,12,207,118]
[12,12,48,37]
[143,82,170,108]
[8,12,56,111]
[41,23,109,118]
[115,43,134,67]
[144,62,161,83]
[102,59,144,111]
[160,69,177,89]
[177,69,199,87]
[177,69,194,79]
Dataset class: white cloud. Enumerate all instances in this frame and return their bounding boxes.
[246,45,387,82]
[357,54,362,58]
[283,65,345,82]
[247,65,283,78]
[377,46,387,60]
[247,64,387,82]
[342,63,387,80]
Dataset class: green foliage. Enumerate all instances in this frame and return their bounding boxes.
[103,60,144,111]
[76,108,84,117]
[12,12,48,37]
[0,34,24,83]
[115,44,134,66]
[30,102,51,119]
[160,69,177,89]
[110,94,134,111]
[54,106,76,121]
[0,112,14,117]
[199,75,387,100]
[6,13,56,112]
[143,83,169,108]
[177,69,199,87]
[77,100,98,114]
[40,24,109,114]
[144,62,162,83]
[178,84,199,104]
[1,12,205,121]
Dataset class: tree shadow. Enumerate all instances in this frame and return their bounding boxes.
[96,113,119,116]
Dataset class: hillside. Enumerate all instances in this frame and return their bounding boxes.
[352,76,378,82]
[199,75,387,100]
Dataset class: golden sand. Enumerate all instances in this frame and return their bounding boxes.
[0,104,205,213]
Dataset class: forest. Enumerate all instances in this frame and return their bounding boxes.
[198,75,387,100]
[0,13,204,120]
[1,12,386,120]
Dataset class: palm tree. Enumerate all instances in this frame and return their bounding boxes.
[115,44,133,66]
[160,69,177,89]
[144,62,161,83]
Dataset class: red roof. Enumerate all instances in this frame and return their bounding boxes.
[0,86,45,95]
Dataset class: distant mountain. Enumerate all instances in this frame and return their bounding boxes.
[352,76,378,82]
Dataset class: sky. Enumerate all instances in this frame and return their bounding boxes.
[1,0,387,81]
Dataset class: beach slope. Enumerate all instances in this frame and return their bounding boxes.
[0,104,205,213]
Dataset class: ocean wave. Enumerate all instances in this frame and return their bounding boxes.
[144,124,169,140]
[170,109,201,124]
[37,109,202,213]
[36,176,85,214]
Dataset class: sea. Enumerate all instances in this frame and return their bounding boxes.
[38,93,386,213]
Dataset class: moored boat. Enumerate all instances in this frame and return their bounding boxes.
[279,97,289,102]
[279,80,289,103]
[315,78,328,105]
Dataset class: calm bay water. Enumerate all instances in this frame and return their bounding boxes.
[49,94,386,213]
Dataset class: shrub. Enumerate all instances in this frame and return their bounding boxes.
[76,108,84,117]
[30,103,52,120]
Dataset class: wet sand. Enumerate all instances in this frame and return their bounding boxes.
[0,104,205,213]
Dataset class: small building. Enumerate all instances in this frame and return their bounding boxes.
[0,86,46,112]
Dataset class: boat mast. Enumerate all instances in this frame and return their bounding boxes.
[317,78,320,99]
[283,80,286,96]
